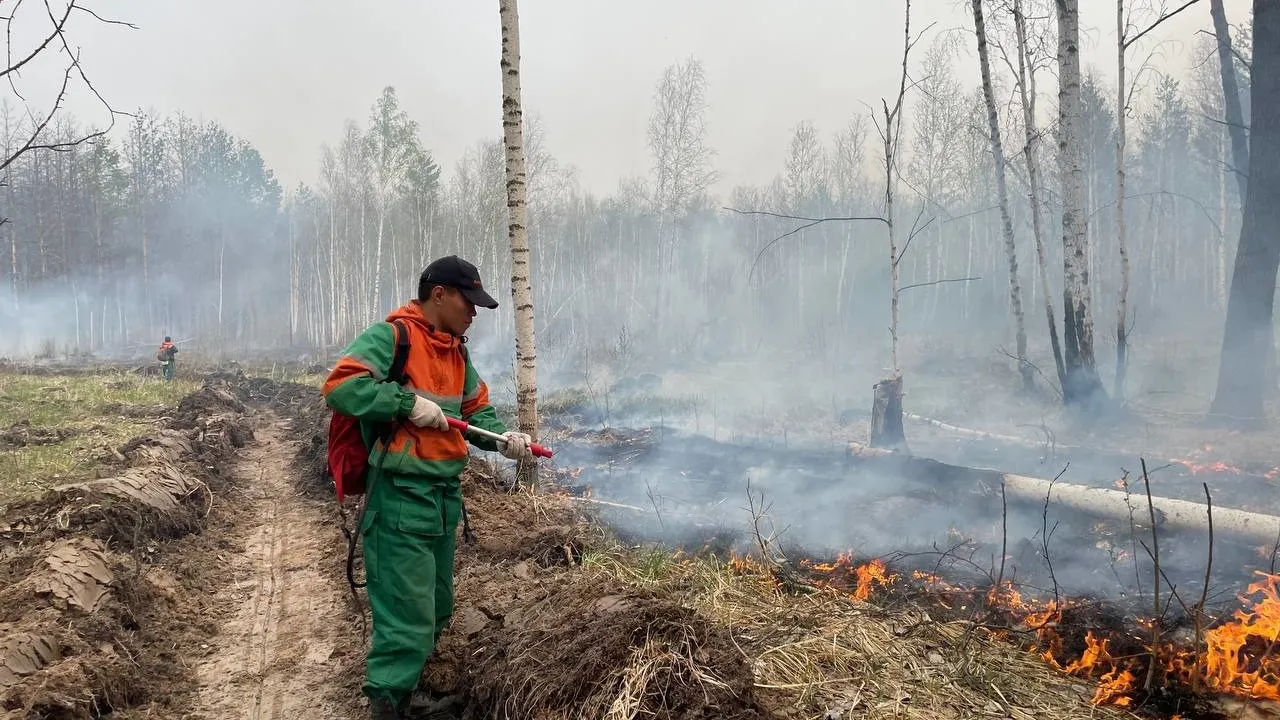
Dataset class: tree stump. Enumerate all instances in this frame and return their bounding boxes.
[870,375,908,451]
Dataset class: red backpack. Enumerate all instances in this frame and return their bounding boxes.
[326,320,411,503]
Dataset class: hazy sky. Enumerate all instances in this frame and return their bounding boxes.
[9,0,1251,196]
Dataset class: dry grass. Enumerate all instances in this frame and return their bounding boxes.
[0,370,197,503]
[584,548,1137,720]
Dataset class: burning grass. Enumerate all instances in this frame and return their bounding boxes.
[739,546,1280,718]
[581,546,1130,719]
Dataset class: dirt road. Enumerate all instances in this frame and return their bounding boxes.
[187,415,360,720]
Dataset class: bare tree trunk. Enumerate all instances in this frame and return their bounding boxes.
[7,222,16,311]
[972,0,1032,392]
[1013,0,1068,394]
[218,220,226,331]
[1211,0,1278,423]
[499,0,541,481]
[1115,0,1132,399]
[374,207,385,311]
[869,0,913,452]
[1056,0,1107,406]
[885,120,900,378]
[1210,0,1249,201]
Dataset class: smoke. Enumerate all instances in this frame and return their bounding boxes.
[544,414,1259,610]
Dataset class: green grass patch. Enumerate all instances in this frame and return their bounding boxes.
[0,371,198,504]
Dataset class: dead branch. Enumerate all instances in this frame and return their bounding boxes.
[0,0,132,174]
[995,481,1008,593]
[1141,458,1163,691]
[1123,0,1203,50]
[899,276,982,293]
[1040,464,1067,610]
[722,207,888,283]
[744,477,789,568]
[643,478,666,532]
[996,345,1062,400]
[1193,481,1213,692]
[894,207,932,263]
[2,0,72,80]
[1270,528,1280,576]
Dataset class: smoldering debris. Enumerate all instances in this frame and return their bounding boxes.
[546,421,1270,617]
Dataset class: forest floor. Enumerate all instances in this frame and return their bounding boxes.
[0,362,1274,719]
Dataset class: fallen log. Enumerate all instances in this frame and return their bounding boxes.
[847,442,1280,545]
[568,496,648,513]
[904,413,1076,451]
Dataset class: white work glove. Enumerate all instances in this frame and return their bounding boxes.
[408,395,449,431]
[499,431,534,461]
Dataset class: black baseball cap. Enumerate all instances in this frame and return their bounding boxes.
[420,255,499,309]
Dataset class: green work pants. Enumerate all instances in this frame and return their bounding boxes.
[162,360,174,381]
[359,470,463,707]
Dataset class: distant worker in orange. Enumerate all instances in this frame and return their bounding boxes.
[156,336,178,382]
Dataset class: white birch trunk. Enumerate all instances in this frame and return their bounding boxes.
[499,0,541,479]
[1055,0,1105,404]
[1114,0,1131,398]
[1014,0,1067,393]
[973,0,1032,391]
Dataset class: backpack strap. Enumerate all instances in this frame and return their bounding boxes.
[387,320,411,385]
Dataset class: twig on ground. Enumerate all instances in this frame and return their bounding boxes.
[1270,527,1280,576]
[644,478,666,532]
[1141,458,1163,692]
[1040,465,1066,610]
[1193,481,1214,693]
[744,477,789,568]
[995,481,1008,593]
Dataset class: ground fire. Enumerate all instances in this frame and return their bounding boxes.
[729,546,1280,712]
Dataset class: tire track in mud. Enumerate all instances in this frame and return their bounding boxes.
[188,414,356,720]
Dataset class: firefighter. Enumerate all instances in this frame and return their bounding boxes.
[157,336,178,382]
[322,255,535,719]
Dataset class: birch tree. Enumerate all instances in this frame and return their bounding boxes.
[1115,0,1131,398]
[1055,0,1107,406]
[647,58,717,223]
[498,0,541,478]
[869,0,922,451]
[647,58,717,325]
[1009,0,1068,393]
[830,118,869,319]
[971,0,1033,391]
[1114,0,1212,398]
[367,87,420,312]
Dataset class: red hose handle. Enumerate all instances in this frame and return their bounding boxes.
[447,417,554,458]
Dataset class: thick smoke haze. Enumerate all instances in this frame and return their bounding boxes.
[1,0,1269,608]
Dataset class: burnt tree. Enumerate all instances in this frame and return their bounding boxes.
[1211,0,1277,423]
[868,0,920,452]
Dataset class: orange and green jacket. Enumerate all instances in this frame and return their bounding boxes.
[321,302,507,479]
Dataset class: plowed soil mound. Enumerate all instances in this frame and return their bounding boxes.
[0,373,254,719]
[0,422,76,449]
[411,465,769,720]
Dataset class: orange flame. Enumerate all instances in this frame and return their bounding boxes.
[736,545,1280,708]
[1181,572,1280,699]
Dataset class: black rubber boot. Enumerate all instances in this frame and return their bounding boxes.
[407,690,463,718]
[369,697,402,720]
